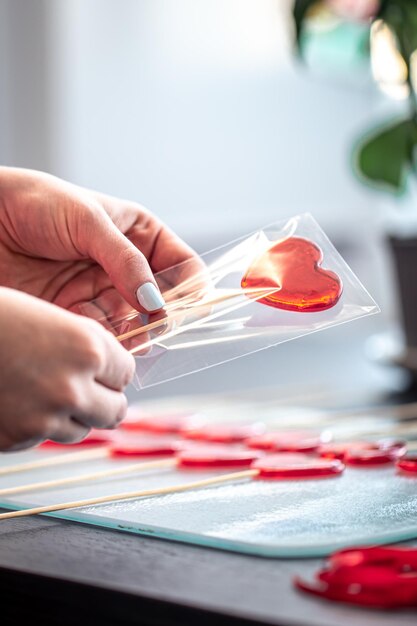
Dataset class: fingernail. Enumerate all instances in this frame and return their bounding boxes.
[136,282,165,312]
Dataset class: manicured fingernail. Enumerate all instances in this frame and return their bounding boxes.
[136,282,165,312]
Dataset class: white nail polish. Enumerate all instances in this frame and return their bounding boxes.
[136,282,165,311]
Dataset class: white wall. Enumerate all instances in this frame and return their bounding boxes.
[0,1,53,169]
[1,0,395,313]
[1,0,381,243]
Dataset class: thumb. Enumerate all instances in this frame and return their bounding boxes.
[87,212,165,313]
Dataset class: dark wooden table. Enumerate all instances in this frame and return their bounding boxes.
[1,320,417,626]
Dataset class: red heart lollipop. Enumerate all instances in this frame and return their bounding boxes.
[294,574,417,608]
[330,546,417,571]
[295,546,417,609]
[318,564,406,589]
[241,237,342,312]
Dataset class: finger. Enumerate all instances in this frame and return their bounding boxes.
[73,293,136,337]
[72,383,128,430]
[71,301,116,334]
[46,417,91,444]
[86,210,165,314]
[147,223,205,276]
[92,287,136,328]
[142,225,210,304]
[116,313,151,353]
[93,194,207,299]
[93,324,136,390]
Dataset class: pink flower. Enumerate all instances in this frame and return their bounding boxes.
[326,0,380,21]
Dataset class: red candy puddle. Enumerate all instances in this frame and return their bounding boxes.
[246,430,330,453]
[182,422,265,444]
[241,236,342,312]
[251,453,345,479]
[295,546,417,609]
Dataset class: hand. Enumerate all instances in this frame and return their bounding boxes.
[0,167,203,319]
[0,288,135,451]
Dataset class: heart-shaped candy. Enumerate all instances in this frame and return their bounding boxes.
[241,237,342,312]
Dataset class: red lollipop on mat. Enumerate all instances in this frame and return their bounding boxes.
[246,430,330,453]
[345,446,402,466]
[396,454,417,474]
[182,422,265,444]
[177,445,263,469]
[319,441,368,461]
[109,434,183,458]
[241,236,342,312]
[106,447,344,477]
[251,453,344,479]
[319,439,406,463]
[376,438,407,457]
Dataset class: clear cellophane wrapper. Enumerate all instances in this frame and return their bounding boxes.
[81,213,379,388]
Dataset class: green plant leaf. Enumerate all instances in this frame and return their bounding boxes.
[353,118,417,194]
[292,0,323,54]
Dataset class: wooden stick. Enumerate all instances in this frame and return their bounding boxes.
[158,242,259,303]
[3,423,417,499]
[116,286,276,343]
[0,469,257,520]
[128,286,279,356]
[2,424,417,518]
[1,404,415,480]
[0,458,175,497]
[1,398,415,485]
[0,448,108,477]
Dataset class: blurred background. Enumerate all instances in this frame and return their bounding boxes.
[0,0,410,401]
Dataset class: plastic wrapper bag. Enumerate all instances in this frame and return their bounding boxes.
[81,213,379,388]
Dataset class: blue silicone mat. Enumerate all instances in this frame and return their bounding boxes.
[1,445,417,558]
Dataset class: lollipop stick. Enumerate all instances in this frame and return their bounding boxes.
[0,458,175,497]
[0,469,257,520]
[116,286,276,343]
[0,448,109,477]
[128,286,279,355]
